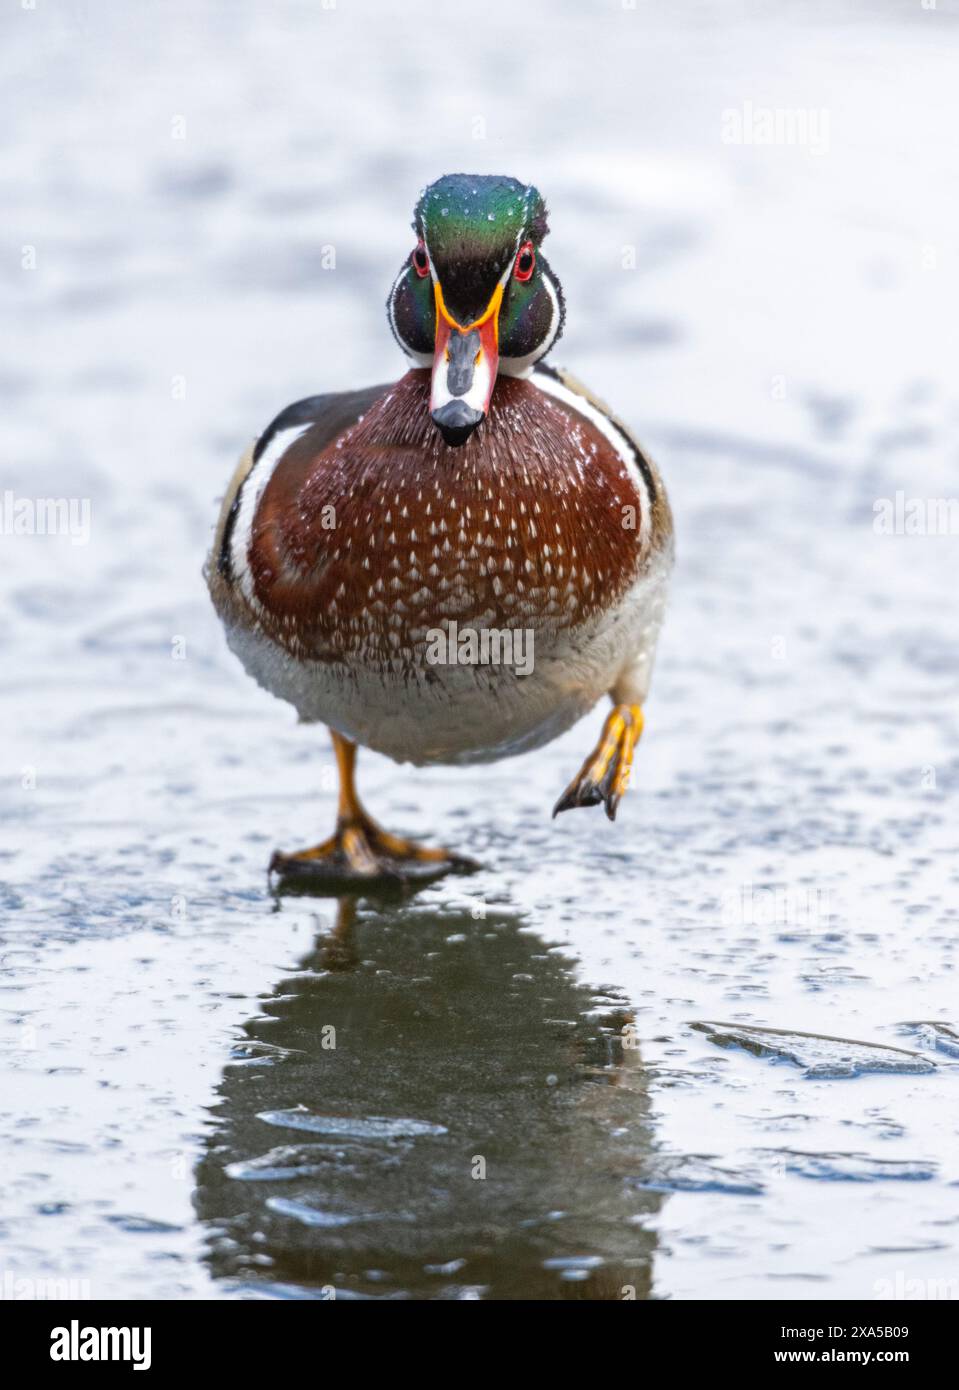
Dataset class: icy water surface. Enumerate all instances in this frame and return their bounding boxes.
[2,0,959,1299]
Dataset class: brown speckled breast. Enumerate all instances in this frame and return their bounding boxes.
[246,370,644,662]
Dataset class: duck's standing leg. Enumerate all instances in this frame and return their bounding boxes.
[270,731,477,886]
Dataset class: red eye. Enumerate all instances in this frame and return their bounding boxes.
[514,241,535,282]
[412,240,430,278]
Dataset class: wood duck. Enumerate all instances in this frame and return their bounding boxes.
[207,174,673,885]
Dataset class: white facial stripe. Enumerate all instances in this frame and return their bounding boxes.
[424,230,438,287]
[387,263,405,340]
[500,270,561,378]
[499,229,525,286]
[530,369,652,546]
[230,421,314,605]
[388,263,432,368]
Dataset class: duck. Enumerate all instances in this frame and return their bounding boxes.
[207,174,673,884]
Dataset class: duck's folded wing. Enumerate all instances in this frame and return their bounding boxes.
[207,383,391,620]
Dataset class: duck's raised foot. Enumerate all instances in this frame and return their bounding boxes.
[553,703,644,822]
[269,812,478,891]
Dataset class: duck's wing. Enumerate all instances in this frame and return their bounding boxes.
[206,383,391,619]
[532,363,674,560]
[530,362,674,719]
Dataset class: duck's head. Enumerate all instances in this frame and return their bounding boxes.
[388,174,565,446]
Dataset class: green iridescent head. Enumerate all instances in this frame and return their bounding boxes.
[388,174,565,445]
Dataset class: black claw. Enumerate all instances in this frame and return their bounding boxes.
[448,853,482,874]
[553,781,602,817]
[555,753,627,820]
[599,773,620,820]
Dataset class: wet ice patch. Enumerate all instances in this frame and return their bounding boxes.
[628,1153,765,1196]
[227,1040,308,1068]
[104,1213,183,1234]
[760,1150,937,1183]
[257,1106,448,1139]
[224,1143,373,1181]
[691,1022,935,1078]
[542,1255,605,1283]
[900,1021,959,1060]
[265,1197,387,1228]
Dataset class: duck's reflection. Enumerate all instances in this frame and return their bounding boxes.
[195,896,662,1300]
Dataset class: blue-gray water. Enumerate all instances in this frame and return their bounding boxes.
[2,0,958,1300]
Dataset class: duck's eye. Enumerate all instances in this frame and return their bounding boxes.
[514,241,535,282]
[412,242,430,278]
